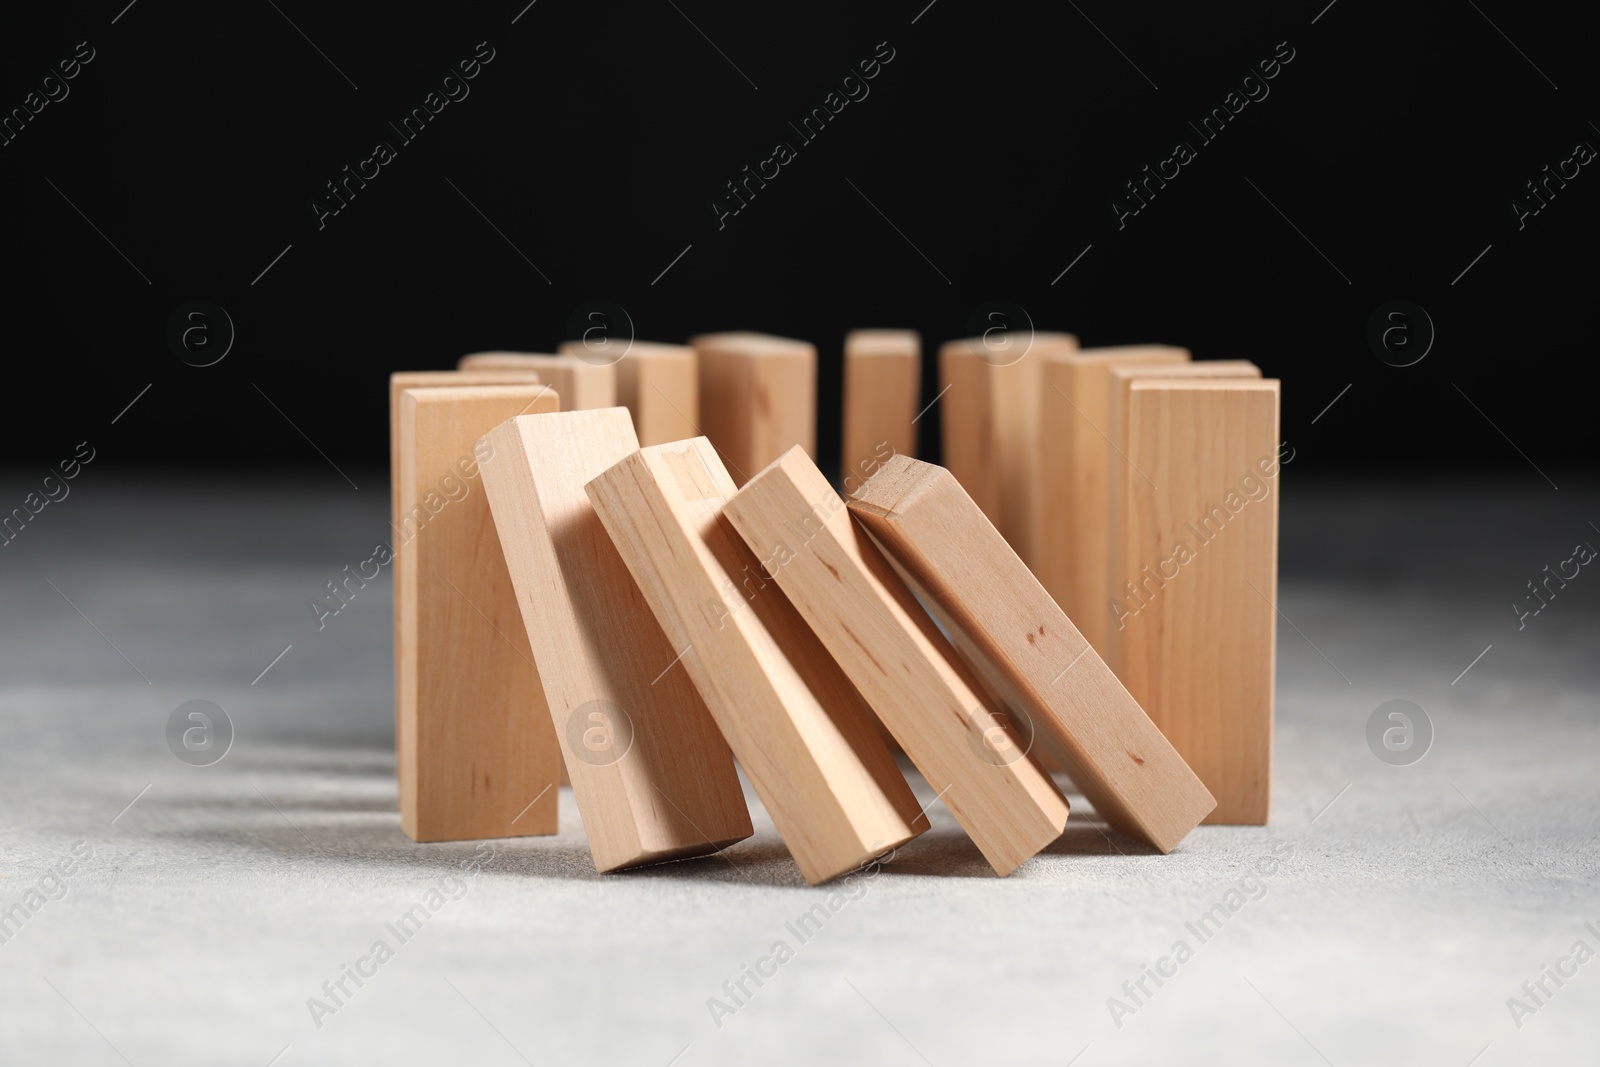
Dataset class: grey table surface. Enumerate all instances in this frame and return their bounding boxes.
[1,468,1596,1066]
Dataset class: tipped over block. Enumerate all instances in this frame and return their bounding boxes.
[560,340,699,447]
[586,437,923,884]
[396,384,562,842]
[842,330,920,494]
[459,352,617,410]
[725,448,1069,875]
[847,454,1216,853]
[690,332,816,486]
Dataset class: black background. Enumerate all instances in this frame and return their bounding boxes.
[4,0,1594,484]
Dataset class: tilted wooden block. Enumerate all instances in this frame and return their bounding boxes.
[458,351,617,411]
[1037,344,1190,659]
[689,332,815,486]
[1109,380,1280,825]
[560,339,698,447]
[396,384,562,842]
[480,408,752,872]
[937,332,1076,567]
[725,448,1069,875]
[841,330,920,495]
[847,454,1216,853]
[585,437,923,884]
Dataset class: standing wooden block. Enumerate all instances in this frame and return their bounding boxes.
[1110,380,1281,824]
[1036,344,1190,659]
[585,437,923,884]
[689,332,815,486]
[937,332,1076,567]
[725,448,1069,875]
[397,384,562,842]
[480,408,752,872]
[841,330,919,494]
[559,340,699,447]
[847,455,1216,852]
[458,351,617,410]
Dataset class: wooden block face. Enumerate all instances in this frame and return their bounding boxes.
[725,448,1069,875]
[841,330,919,495]
[560,340,699,447]
[397,385,562,842]
[690,333,816,486]
[480,408,752,872]
[1111,381,1280,825]
[458,352,617,411]
[1037,344,1190,659]
[847,455,1216,852]
[585,437,922,884]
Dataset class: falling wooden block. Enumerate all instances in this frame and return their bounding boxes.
[559,339,698,447]
[1036,344,1190,659]
[689,332,815,486]
[396,384,562,842]
[725,448,1069,875]
[458,351,617,410]
[841,329,920,494]
[585,437,923,884]
[937,332,1076,567]
[847,455,1215,852]
[480,408,753,872]
[1108,380,1281,825]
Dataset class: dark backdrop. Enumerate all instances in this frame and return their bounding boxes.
[4,0,1593,484]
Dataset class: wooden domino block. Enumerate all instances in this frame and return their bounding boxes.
[1109,380,1281,824]
[689,332,815,486]
[937,332,1076,567]
[725,448,1069,875]
[396,384,562,841]
[585,437,923,884]
[559,340,698,447]
[841,330,919,494]
[1037,345,1190,658]
[480,408,752,872]
[458,351,617,410]
[847,455,1216,852]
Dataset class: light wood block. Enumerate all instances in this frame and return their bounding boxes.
[480,408,752,872]
[458,351,617,410]
[585,437,923,884]
[689,332,815,487]
[937,332,1076,567]
[397,384,562,842]
[841,330,919,495]
[725,448,1069,875]
[1110,380,1281,825]
[847,454,1216,852]
[559,340,699,447]
[1037,344,1190,659]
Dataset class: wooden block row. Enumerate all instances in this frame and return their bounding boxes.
[559,340,700,447]
[459,351,618,410]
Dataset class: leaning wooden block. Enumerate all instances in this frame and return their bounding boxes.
[689,332,816,486]
[1037,344,1190,659]
[585,437,923,884]
[725,448,1069,875]
[847,454,1215,852]
[560,339,698,447]
[841,330,920,494]
[1109,380,1281,825]
[481,408,753,871]
[458,351,617,410]
[397,384,562,842]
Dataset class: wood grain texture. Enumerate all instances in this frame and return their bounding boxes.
[458,352,617,411]
[1037,344,1190,659]
[396,384,562,842]
[1110,380,1280,825]
[841,330,919,495]
[585,437,923,884]
[725,448,1068,875]
[847,454,1215,853]
[689,332,815,487]
[559,340,699,447]
[480,408,752,872]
